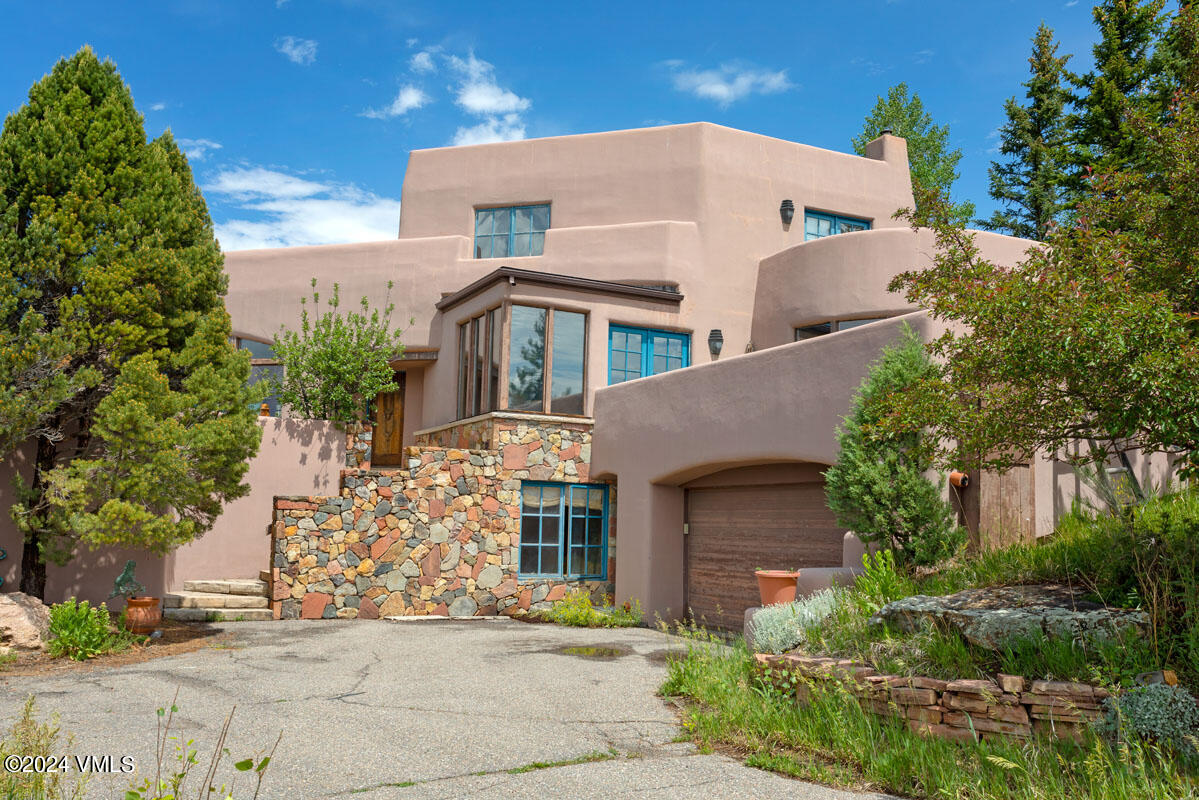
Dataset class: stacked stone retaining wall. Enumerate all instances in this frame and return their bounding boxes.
[755,653,1108,743]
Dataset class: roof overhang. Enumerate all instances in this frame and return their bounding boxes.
[435,266,683,312]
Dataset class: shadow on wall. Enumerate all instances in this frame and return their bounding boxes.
[0,417,346,603]
[262,417,339,489]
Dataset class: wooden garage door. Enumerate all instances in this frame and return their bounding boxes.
[685,482,845,631]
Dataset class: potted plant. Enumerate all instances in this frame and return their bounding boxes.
[109,560,160,635]
[755,567,800,606]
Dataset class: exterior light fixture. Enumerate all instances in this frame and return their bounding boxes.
[949,471,970,489]
[880,128,893,136]
[708,329,724,358]
[779,199,795,226]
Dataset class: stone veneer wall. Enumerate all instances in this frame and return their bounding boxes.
[755,653,1108,743]
[345,421,372,468]
[271,416,614,619]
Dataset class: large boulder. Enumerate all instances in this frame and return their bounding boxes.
[0,592,51,652]
[870,584,1147,649]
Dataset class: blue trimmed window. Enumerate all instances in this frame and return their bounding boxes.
[804,210,871,241]
[519,482,608,580]
[608,325,690,385]
[235,337,282,416]
[474,204,550,258]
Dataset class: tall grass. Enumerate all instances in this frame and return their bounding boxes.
[661,641,1199,800]
[920,489,1199,683]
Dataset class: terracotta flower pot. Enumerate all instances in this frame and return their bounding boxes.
[755,570,800,606]
[124,596,161,635]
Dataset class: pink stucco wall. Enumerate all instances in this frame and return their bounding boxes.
[751,227,1037,350]
[0,418,343,606]
[591,313,938,619]
[223,123,914,434]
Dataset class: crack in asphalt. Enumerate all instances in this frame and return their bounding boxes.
[328,745,706,798]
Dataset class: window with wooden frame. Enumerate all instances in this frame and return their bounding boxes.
[457,306,503,419]
[234,337,283,415]
[456,303,588,419]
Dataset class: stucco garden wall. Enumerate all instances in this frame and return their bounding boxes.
[0,417,343,606]
[271,416,613,619]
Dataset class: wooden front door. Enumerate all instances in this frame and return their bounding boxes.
[373,371,406,466]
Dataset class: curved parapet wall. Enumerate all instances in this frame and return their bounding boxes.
[751,227,1037,351]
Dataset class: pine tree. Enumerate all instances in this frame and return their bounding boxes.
[981,24,1073,240]
[823,325,964,567]
[0,47,262,598]
[1066,0,1172,194]
[852,83,975,224]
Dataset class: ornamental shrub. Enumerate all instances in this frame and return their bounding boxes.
[750,588,844,654]
[1097,683,1199,761]
[271,279,410,424]
[46,599,128,661]
[824,325,965,566]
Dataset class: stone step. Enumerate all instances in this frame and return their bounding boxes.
[182,579,268,596]
[163,607,274,622]
[163,591,269,610]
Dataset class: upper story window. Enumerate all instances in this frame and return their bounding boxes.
[457,308,502,419]
[608,325,690,385]
[474,204,550,258]
[804,210,871,241]
[508,305,586,414]
[794,317,889,341]
[234,337,282,415]
[519,482,609,580]
[457,303,587,419]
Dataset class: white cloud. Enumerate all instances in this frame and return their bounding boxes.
[451,113,526,146]
[409,50,437,74]
[667,61,793,108]
[985,127,1003,155]
[149,101,166,112]
[443,52,532,146]
[276,0,289,6]
[447,53,531,115]
[178,138,222,160]
[362,85,430,119]
[207,166,401,250]
[914,49,935,64]
[850,56,891,77]
[275,36,317,65]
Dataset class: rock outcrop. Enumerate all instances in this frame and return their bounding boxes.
[0,592,51,652]
[870,584,1146,649]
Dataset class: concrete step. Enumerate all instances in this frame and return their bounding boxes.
[163,607,274,622]
[182,579,268,596]
[163,591,269,610]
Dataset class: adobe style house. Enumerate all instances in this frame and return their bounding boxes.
[1,122,1163,626]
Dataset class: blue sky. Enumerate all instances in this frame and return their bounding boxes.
[2,1,1107,250]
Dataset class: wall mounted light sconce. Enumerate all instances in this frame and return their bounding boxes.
[708,329,724,358]
[779,199,795,226]
[949,471,970,489]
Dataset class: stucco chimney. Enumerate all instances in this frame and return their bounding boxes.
[863,132,908,167]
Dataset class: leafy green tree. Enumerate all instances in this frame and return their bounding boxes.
[852,83,975,224]
[981,23,1074,240]
[882,5,1199,479]
[1066,0,1173,195]
[0,48,263,599]
[824,325,964,567]
[271,280,408,424]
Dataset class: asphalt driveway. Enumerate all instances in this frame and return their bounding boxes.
[0,620,892,799]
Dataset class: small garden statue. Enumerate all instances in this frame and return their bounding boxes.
[109,560,145,601]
